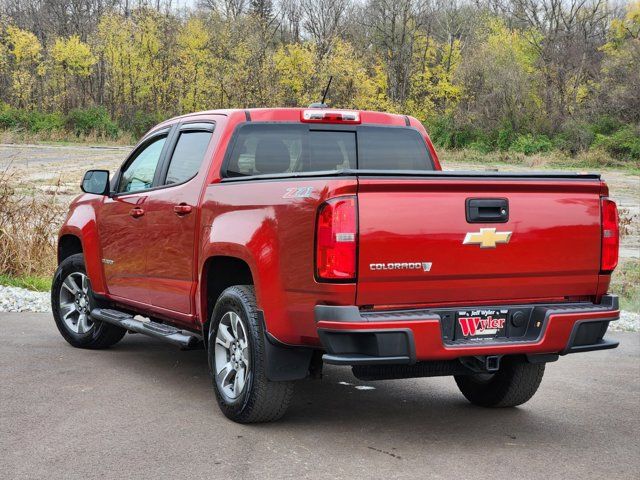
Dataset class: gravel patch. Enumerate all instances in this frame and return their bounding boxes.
[1,285,638,331]
[0,285,51,313]
[611,310,640,332]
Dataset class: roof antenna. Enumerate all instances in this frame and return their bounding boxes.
[309,76,333,108]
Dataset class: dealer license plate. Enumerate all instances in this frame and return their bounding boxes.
[455,309,508,340]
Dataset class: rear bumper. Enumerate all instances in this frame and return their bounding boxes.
[315,295,620,365]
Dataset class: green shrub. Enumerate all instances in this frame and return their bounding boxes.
[0,104,19,129]
[468,140,492,154]
[0,105,65,132]
[593,125,640,161]
[28,111,65,132]
[128,110,167,138]
[424,115,456,148]
[610,260,640,313]
[509,134,553,155]
[496,125,515,151]
[589,116,623,136]
[553,120,594,155]
[425,115,482,149]
[66,106,119,137]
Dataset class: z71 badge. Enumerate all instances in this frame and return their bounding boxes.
[283,187,313,198]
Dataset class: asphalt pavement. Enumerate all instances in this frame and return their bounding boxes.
[1,313,638,480]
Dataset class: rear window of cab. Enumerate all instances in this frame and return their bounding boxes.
[224,123,434,177]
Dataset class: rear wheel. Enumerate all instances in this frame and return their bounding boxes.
[208,285,293,423]
[454,358,545,407]
[52,253,126,349]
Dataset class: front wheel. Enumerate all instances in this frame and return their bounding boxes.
[51,253,126,349]
[454,358,545,407]
[208,285,293,423]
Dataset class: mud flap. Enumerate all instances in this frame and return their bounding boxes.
[260,312,314,381]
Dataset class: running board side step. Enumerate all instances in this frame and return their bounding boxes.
[90,308,202,349]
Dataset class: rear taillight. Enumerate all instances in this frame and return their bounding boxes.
[316,196,357,281]
[601,197,619,273]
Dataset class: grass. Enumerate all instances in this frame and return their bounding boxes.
[438,148,640,174]
[0,168,62,283]
[0,128,135,147]
[0,274,52,292]
[610,259,640,313]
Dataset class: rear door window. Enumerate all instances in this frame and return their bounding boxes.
[164,130,212,185]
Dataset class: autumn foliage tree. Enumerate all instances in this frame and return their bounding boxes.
[0,0,637,160]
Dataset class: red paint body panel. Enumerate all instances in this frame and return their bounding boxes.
[59,198,107,293]
[198,178,358,344]
[58,107,617,359]
[356,178,603,306]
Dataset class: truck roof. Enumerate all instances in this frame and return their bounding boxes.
[154,107,414,131]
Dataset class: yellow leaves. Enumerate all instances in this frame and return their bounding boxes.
[600,0,640,81]
[486,18,537,73]
[603,1,640,54]
[10,70,35,106]
[96,11,172,109]
[575,83,587,105]
[51,36,96,77]
[175,18,214,111]
[622,1,640,38]
[3,26,42,108]
[271,39,379,109]
[178,18,209,53]
[6,26,41,65]
[273,43,316,105]
[322,40,377,109]
[0,40,7,73]
[408,35,463,119]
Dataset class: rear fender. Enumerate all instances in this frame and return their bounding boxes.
[198,233,264,330]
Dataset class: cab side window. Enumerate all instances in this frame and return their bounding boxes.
[118,135,167,193]
[164,130,212,185]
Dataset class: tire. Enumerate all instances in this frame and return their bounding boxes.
[208,285,293,423]
[51,253,126,349]
[454,358,545,408]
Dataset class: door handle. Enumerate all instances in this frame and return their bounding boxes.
[173,203,193,215]
[466,198,509,223]
[129,207,145,218]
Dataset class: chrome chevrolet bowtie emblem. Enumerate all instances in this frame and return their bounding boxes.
[463,228,512,248]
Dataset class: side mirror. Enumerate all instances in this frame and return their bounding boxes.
[81,170,110,195]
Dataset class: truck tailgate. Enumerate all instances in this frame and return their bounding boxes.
[356,174,603,307]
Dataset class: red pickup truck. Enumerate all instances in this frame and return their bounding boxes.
[53,107,621,423]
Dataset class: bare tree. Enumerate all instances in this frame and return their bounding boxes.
[0,0,121,41]
[300,0,351,58]
[360,0,431,104]
[198,0,247,20]
[507,0,610,127]
[277,0,302,42]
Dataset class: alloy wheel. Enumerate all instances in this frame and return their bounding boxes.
[214,311,251,401]
[58,272,94,334]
